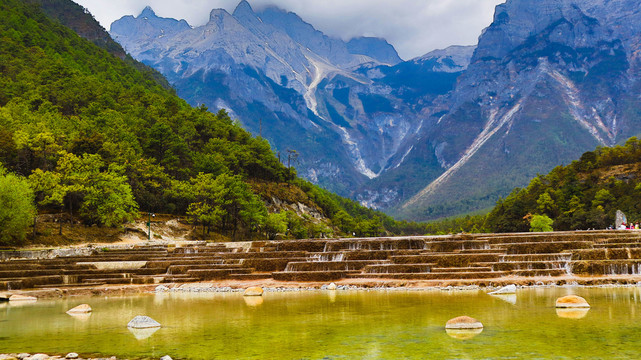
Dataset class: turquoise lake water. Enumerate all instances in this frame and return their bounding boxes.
[1,287,641,359]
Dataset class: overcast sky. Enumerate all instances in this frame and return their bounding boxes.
[73,0,505,60]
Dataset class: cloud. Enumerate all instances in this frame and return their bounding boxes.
[73,0,504,60]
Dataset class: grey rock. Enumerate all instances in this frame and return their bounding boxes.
[127,315,161,329]
[155,285,170,292]
[489,284,517,295]
[616,210,627,229]
[160,356,173,360]
[26,355,48,360]
[65,354,78,359]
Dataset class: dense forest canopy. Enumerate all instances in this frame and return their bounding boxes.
[0,0,433,244]
[484,137,641,232]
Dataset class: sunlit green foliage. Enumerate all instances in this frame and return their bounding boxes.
[485,137,641,232]
[0,165,36,245]
[529,214,554,232]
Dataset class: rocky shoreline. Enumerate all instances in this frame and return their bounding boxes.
[4,274,641,300]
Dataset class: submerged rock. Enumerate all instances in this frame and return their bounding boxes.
[27,354,48,360]
[243,287,264,296]
[556,308,590,319]
[66,304,92,314]
[127,315,161,329]
[128,326,160,340]
[446,328,483,340]
[243,296,264,307]
[160,356,173,360]
[8,294,36,302]
[555,295,590,308]
[489,284,516,295]
[445,316,483,329]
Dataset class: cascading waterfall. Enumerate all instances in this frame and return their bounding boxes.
[606,263,641,275]
[308,253,345,262]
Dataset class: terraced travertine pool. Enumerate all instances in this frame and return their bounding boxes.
[1,287,641,359]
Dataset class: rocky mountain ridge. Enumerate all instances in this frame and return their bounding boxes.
[393,0,641,220]
[109,1,463,199]
[110,0,641,221]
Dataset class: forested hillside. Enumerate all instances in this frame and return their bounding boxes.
[485,138,641,232]
[0,0,416,245]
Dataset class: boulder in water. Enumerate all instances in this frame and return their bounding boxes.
[446,328,483,340]
[66,304,92,314]
[556,295,590,308]
[127,315,161,329]
[488,284,516,295]
[9,294,36,302]
[243,287,264,296]
[28,354,48,360]
[327,282,337,290]
[445,316,483,329]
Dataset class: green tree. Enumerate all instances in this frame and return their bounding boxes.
[0,167,36,245]
[537,192,556,216]
[264,212,287,240]
[184,173,267,239]
[592,189,615,208]
[29,152,138,227]
[529,214,554,232]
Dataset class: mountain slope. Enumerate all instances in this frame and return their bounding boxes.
[0,0,410,242]
[109,1,453,197]
[393,0,641,220]
[484,137,641,232]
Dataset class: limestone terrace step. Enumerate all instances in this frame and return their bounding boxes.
[348,271,509,280]
[362,264,433,274]
[498,253,571,262]
[239,257,308,272]
[306,251,393,261]
[571,259,641,275]
[430,267,493,273]
[424,240,490,252]
[35,282,105,288]
[494,241,593,254]
[229,273,274,280]
[167,264,247,274]
[509,269,568,277]
[272,270,359,282]
[593,243,641,249]
[284,260,390,272]
[482,261,570,271]
[187,268,254,280]
[390,254,503,267]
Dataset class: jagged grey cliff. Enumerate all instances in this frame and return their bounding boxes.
[393,0,641,219]
[111,0,641,221]
[110,1,439,196]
